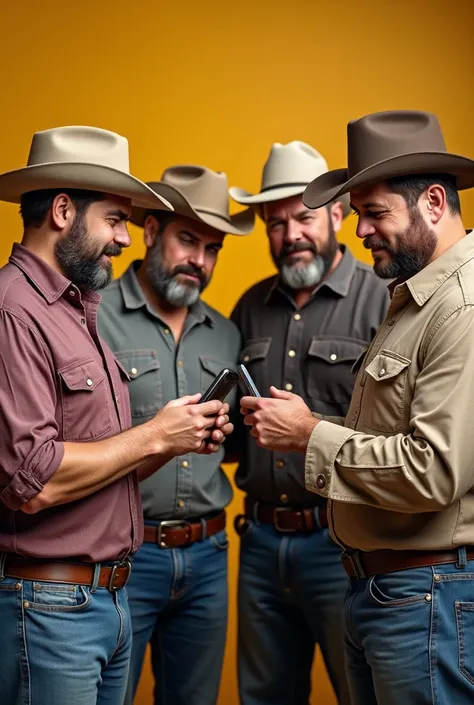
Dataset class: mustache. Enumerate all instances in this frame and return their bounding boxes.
[172,264,206,285]
[363,238,395,254]
[280,242,317,260]
[101,243,123,258]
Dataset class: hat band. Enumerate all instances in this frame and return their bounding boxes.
[259,181,309,194]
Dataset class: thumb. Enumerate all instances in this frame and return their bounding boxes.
[269,385,293,401]
[166,393,201,408]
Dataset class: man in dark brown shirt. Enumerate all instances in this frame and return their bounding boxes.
[229,141,389,705]
[0,126,233,705]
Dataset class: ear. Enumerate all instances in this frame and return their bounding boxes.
[329,201,343,233]
[424,184,446,225]
[51,193,75,231]
[143,214,159,248]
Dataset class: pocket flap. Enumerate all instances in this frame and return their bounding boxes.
[114,358,131,382]
[366,350,411,382]
[308,338,367,364]
[200,356,235,376]
[240,338,272,364]
[114,350,160,380]
[58,359,106,391]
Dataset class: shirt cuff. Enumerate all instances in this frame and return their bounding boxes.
[0,441,65,511]
[304,420,356,497]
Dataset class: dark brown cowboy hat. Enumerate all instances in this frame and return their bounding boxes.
[303,110,474,210]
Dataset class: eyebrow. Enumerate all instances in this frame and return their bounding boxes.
[180,230,223,248]
[107,209,130,222]
[350,202,386,213]
[267,209,313,224]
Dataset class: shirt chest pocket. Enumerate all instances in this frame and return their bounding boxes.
[239,338,272,395]
[361,349,411,432]
[200,356,238,407]
[305,337,368,412]
[58,358,113,441]
[114,350,162,421]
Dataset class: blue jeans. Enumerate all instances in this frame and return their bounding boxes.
[0,568,131,705]
[343,554,474,704]
[238,521,351,705]
[125,526,228,705]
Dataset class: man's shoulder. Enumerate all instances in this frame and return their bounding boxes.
[0,262,43,319]
[351,256,390,297]
[99,276,123,308]
[233,275,277,310]
[201,300,240,337]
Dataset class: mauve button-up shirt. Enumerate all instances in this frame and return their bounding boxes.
[0,244,143,563]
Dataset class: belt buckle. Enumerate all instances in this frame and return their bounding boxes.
[108,559,131,592]
[156,520,189,548]
[342,551,367,579]
[273,507,297,533]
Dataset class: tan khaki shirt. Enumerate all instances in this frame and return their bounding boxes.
[305,230,474,551]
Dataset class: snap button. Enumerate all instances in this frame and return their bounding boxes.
[294,313,301,321]
[285,383,293,391]
[182,460,189,468]
[330,353,337,361]
[86,378,93,387]
[280,493,289,503]
[130,367,138,376]
[425,594,432,602]
[288,350,296,358]
[379,368,386,377]
[275,459,285,469]
[243,355,250,363]
[177,499,185,508]
[316,474,326,489]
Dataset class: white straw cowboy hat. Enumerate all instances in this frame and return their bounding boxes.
[130,165,254,236]
[303,110,474,210]
[229,140,351,218]
[0,126,173,210]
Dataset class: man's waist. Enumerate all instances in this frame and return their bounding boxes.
[142,511,226,548]
[342,546,474,579]
[235,497,328,534]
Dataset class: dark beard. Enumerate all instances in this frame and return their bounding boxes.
[55,212,122,291]
[364,207,437,279]
[146,236,209,308]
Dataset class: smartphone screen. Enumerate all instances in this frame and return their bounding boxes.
[199,368,239,404]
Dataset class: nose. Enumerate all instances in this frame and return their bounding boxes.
[189,246,206,269]
[355,216,376,240]
[283,219,304,244]
[114,222,132,248]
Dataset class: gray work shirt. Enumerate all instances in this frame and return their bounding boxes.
[98,261,241,521]
[229,246,390,507]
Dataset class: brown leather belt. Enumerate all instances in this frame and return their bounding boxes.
[240,497,328,533]
[3,556,131,591]
[342,547,474,579]
[143,511,226,548]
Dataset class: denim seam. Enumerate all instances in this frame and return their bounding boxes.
[455,602,474,686]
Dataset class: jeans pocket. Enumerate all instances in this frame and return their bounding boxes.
[369,574,432,608]
[210,530,229,551]
[456,601,474,684]
[27,582,91,612]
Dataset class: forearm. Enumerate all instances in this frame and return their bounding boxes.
[312,411,346,426]
[21,420,163,513]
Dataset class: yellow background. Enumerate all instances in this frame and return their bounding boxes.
[1,1,473,702]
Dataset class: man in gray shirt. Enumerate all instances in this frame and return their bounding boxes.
[98,165,254,705]
[228,141,390,705]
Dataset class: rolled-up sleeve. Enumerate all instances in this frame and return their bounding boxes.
[305,306,474,513]
[0,310,64,510]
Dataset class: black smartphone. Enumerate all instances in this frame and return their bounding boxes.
[199,368,239,404]
[238,363,261,397]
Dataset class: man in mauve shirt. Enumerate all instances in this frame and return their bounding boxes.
[0,125,233,705]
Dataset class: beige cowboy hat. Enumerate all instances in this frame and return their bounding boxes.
[229,141,351,218]
[303,110,474,210]
[0,126,173,210]
[130,165,254,236]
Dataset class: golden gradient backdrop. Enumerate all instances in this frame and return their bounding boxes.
[1,1,473,702]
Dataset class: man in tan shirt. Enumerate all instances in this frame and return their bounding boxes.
[239,110,474,704]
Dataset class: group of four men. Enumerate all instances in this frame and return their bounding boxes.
[1,109,474,705]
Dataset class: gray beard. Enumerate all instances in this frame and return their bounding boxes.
[146,239,205,308]
[279,256,326,289]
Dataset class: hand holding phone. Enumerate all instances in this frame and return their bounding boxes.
[199,368,239,404]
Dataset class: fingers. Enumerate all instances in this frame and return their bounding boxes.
[196,399,224,417]
[269,386,294,400]
[217,402,230,417]
[214,414,229,428]
[240,395,260,411]
[166,393,202,408]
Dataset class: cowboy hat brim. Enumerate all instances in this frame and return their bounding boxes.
[130,181,254,235]
[230,183,351,219]
[303,152,474,211]
[0,162,174,210]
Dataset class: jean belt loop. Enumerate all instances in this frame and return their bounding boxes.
[0,553,6,581]
[90,563,101,593]
[200,517,207,541]
[313,507,322,530]
[456,546,467,569]
[252,500,260,526]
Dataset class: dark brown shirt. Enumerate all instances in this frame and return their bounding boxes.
[230,246,390,507]
[0,244,142,562]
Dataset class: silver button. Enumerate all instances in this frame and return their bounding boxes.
[294,313,301,321]
[130,367,138,375]
[288,350,296,358]
[330,353,337,361]
[379,368,386,377]
[243,355,250,363]
[285,383,293,391]
[86,378,93,387]
[69,290,75,297]
[316,474,326,489]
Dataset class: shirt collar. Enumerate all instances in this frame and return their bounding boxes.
[395,230,474,307]
[8,243,100,305]
[119,261,215,327]
[264,245,357,305]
